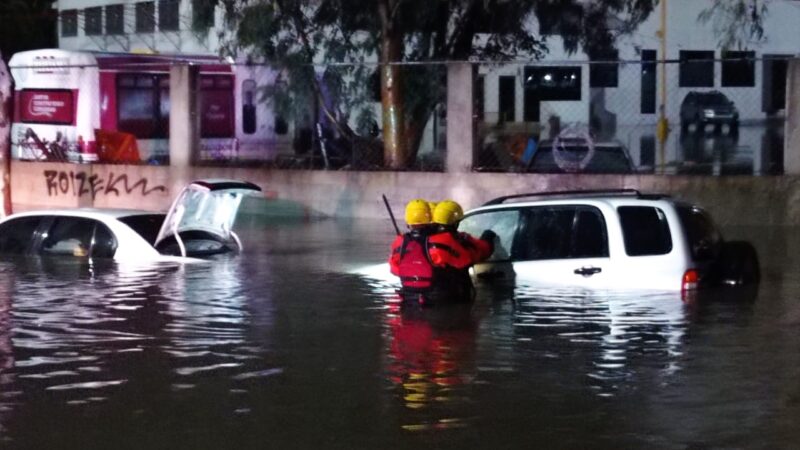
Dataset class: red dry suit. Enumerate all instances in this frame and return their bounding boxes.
[427,228,493,270]
[389,226,494,305]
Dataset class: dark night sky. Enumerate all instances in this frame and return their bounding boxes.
[0,0,58,61]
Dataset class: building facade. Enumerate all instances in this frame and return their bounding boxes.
[51,0,800,173]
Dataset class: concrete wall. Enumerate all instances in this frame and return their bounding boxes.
[10,161,800,227]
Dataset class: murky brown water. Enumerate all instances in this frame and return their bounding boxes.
[0,217,798,449]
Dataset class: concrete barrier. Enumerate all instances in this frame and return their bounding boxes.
[10,160,800,227]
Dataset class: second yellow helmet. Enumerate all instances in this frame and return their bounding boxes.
[433,200,464,225]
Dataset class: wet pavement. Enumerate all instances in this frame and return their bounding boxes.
[0,217,799,449]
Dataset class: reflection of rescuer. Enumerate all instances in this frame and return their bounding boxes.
[389,199,494,306]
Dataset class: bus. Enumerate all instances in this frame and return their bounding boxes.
[9,49,288,164]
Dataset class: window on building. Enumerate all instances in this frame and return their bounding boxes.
[61,9,78,37]
[105,4,125,35]
[242,79,257,135]
[679,51,715,87]
[589,51,618,88]
[84,7,103,36]
[118,74,170,139]
[159,0,180,31]
[524,66,581,101]
[199,75,235,138]
[192,0,216,30]
[498,76,516,123]
[136,2,155,33]
[722,51,755,87]
[640,49,657,114]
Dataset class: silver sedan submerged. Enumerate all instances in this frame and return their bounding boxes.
[0,179,262,262]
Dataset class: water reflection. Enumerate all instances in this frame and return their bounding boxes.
[383,300,479,432]
[512,286,689,396]
[0,218,795,448]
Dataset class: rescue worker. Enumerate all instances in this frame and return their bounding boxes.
[426,200,496,301]
[389,199,438,304]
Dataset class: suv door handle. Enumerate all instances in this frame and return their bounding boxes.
[574,266,602,276]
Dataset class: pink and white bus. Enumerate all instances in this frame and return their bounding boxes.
[9,49,287,164]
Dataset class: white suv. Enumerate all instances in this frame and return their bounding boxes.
[458,190,759,292]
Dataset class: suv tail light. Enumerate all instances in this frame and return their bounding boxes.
[682,269,699,292]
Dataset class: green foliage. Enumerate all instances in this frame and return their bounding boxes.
[699,0,768,50]
[222,0,656,161]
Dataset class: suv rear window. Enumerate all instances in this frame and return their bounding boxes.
[677,205,721,261]
[618,206,672,256]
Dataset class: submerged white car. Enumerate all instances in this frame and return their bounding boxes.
[0,179,262,261]
[458,189,760,292]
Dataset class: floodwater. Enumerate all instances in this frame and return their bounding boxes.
[0,217,799,449]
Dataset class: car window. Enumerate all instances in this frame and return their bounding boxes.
[90,222,118,258]
[572,209,609,258]
[677,206,721,261]
[119,214,165,245]
[458,209,521,262]
[0,217,43,254]
[617,206,673,256]
[514,206,608,260]
[41,218,97,257]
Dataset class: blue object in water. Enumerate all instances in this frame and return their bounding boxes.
[521,137,538,166]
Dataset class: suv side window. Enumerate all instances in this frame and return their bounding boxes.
[677,205,721,261]
[617,206,672,256]
[458,209,521,261]
[0,217,44,254]
[514,206,608,260]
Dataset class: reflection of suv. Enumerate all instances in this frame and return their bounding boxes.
[680,91,739,132]
[526,139,635,174]
[458,190,759,292]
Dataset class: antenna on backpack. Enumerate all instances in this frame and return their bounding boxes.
[382,194,401,235]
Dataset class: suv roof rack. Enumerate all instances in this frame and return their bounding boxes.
[483,189,668,206]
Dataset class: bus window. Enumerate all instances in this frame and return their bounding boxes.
[200,75,234,138]
[18,89,75,125]
[242,79,256,135]
[118,74,169,139]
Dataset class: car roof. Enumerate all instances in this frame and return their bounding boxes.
[478,190,671,207]
[2,208,162,222]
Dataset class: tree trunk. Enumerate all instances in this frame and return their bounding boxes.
[0,54,12,217]
[379,3,407,169]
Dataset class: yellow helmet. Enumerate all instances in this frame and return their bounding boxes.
[433,200,464,225]
[405,199,432,226]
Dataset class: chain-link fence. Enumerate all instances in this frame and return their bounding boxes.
[7,54,792,175]
[475,57,788,176]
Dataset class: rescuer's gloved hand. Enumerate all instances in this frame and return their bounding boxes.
[480,229,497,243]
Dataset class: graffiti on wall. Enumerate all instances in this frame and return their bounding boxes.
[44,170,167,199]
